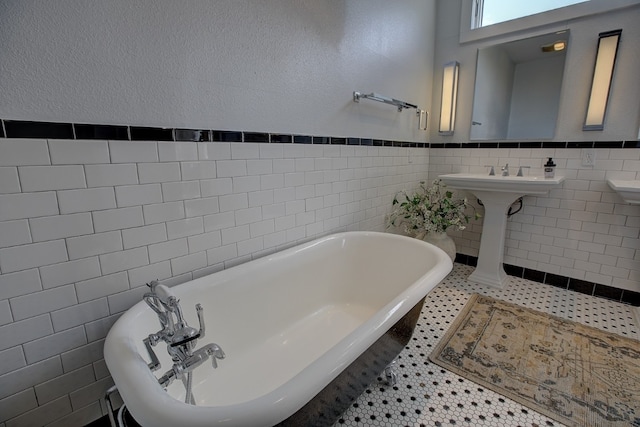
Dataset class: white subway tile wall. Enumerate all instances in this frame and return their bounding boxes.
[0,221,31,250]
[0,300,12,326]
[0,161,16,185]
[0,138,428,426]
[428,147,640,292]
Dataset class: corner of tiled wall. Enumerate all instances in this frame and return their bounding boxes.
[429,145,640,293]
[0,135,429,426]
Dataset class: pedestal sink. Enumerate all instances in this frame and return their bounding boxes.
[607,179,640,204]
[439,173,565,288]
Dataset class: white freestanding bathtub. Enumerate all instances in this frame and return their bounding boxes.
[104,231,452,426]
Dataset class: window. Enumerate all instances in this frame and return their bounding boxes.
[460,0,637,44]
[472,0,589,28]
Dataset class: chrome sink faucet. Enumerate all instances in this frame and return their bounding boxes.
[142,280,225,390]
[501,163,509,176]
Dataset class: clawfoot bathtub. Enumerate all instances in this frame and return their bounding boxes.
[104,231,452,426]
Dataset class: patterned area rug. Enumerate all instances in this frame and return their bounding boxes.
[429,294,640,427]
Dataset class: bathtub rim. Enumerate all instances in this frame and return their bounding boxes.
[104,231,453,427]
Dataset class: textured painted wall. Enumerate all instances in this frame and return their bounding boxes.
[431,0,640,143]
[0,0,435,142]
[0,1,437,425]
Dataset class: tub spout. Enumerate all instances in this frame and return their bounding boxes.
[185,343,225,371]
[155,342,225,389]
[204,343,225,369]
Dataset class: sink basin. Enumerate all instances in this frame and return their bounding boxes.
[607,179,640,204]
[438,173,565,195]
[438,173,565,288]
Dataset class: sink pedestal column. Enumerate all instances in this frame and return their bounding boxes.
[438,173,565,289]
[467,190,521,288]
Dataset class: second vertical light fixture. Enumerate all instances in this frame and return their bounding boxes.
[439,61,460,135]
[583,29,622,131]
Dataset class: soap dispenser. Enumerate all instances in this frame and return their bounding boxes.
[544,158,556,178]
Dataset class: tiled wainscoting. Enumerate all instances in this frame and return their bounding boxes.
[0,124,429,426]
[428,144,640,301]
[455,254,640,305]
[1,119,639,426]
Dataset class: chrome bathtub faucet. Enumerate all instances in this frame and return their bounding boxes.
[142,280,225,390]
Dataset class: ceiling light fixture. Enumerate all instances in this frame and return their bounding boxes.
[541,40,566,52]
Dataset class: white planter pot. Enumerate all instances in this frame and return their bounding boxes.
[422,231,456,262]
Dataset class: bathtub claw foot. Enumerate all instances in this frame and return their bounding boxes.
[384,360,398,386]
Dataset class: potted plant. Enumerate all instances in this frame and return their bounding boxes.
[387,179,478,260]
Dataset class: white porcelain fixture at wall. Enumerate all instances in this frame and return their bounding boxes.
[438,61,460,135]
[607,179,640,204]
[438,173,565,288]
[584,29,622,130]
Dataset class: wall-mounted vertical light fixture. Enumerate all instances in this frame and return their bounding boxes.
[439,61,460,135]
[583,29,622,131]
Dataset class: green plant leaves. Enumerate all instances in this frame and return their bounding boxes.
[386,179,478,235]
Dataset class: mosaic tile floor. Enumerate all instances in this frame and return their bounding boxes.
[332,263,640,427]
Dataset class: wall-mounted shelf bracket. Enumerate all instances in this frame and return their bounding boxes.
[353,91,418,112]
[353,91,427,131]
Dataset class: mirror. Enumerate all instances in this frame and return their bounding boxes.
[470,31,569,140]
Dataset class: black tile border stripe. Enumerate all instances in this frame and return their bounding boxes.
[4,120,74,139]
[75,123,129,140]
[315,136,331,144]
[294,135,312,144]
[3,120,636,149]
[270,134,292,143]
[130,126,173,141]
[243,132,269,143]
[174,128,211,142]
[430,140,634,149]
[212,130,242,142]
[0,119,429,148]
[454,254,640,307]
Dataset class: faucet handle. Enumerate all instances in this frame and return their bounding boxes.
[517,166,531,177]
[196,303,206,339]
[143,335,161,371]
[484,165,495,176]
[205,344,226,368]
